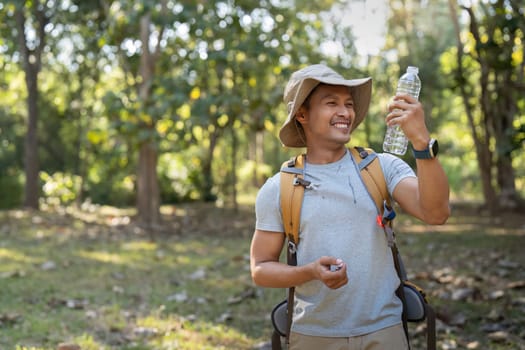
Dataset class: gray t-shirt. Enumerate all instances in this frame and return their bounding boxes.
[255,149,415,337]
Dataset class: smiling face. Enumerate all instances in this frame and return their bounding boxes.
[297,84,356,149]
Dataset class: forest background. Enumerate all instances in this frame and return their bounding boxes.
[0,0,524,224]
[0,1,525,349]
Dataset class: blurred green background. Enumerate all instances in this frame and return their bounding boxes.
[0,0,523,223]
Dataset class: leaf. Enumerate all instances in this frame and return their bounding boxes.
[507,280,525,289]
[133,326,158,338]
[57,344,81,350]
[188,268,206,280]
[216,311,233,323]
[40,260,57,270]
[488,331,509,342]
[497,259,519,269]
[227,287,257,305]
[0,270,26,278]
[449,312,468,327]
[0,313,22,326]
[166,291,188,303]
[487,289,505,300]
[451,288,476,301]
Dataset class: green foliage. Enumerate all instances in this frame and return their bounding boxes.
[40,172,81,206]
[0,171,23,209]
[158,152,202,203]
[0,0,523,210]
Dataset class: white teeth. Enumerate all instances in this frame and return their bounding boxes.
[334,123,349,129]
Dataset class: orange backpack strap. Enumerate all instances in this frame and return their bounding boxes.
[279,154,310,346]
[349,147,397,247]
[349,147,391,213]
[279,154,309,246]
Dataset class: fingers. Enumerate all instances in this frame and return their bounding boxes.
[393,93,417,103]
[388,97,420,114]
[385,108,406,126]
[324,266,348,289]
[316,256,348,289]
[386,95,425,130]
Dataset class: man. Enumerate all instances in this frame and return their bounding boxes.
[250,64,450,349]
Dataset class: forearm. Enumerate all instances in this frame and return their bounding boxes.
[415,157,450,224]
[251,260,316,288]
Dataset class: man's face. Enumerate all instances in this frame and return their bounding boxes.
[298,84,356,147]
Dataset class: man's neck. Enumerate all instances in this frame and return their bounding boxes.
[305,146,347,164]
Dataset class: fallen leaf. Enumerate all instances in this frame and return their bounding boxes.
[188,268,206,280]
[133,326,158,337]
[451,288,475,301]
[481,323,506,333]
[0,313,22,326]
[507,280,525,289]
[167,291,188,303]
[449,312,467,327]
[227,287,257,305]
[0,270,26,278]
[57,344,81,350]
[466,341,480,349]
[488,331,509,342]
[487,290,505,300]
[216,312,233,323]
[40,261,57,270]
[497,260,519,269]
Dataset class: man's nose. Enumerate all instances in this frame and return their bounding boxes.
[337,104,350,117]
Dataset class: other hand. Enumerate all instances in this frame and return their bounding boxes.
[312,256,348,289]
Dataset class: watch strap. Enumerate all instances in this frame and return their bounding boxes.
[412,139,438,159]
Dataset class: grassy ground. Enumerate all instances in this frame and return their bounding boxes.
[0,202,523,350]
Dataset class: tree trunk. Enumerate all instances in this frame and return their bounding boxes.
[231,126,238,212]
[468,5,521,211]
[22,63,40,209]
[136,12,161,227]
[202,131,218,202]
[137,140,160,227]
[15,5,48,210]
[448,1,498,207]
[493,69,520,209]
[255,130,264,187]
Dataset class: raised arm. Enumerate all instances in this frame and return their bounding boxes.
[387,94,450,224]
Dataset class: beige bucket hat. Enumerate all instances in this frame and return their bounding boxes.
[279,64,372,148]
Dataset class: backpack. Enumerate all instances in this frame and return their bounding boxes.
[270,146,436,350]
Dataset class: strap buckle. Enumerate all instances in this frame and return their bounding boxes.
[382,200,396,247]
[288,241,297,254]
[292,177,311,188]
[382,201,396,222]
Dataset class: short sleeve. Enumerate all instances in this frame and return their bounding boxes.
[255,174,284,233]
[377,153,416,196]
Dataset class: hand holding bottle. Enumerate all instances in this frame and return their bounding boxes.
[383,66,421,155]
[386,94,430,151]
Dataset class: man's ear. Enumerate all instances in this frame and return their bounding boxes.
[296,107,307,124]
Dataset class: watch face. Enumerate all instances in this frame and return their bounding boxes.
[430,139,439,157]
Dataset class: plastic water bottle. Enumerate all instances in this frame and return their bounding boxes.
[383,66,421,155]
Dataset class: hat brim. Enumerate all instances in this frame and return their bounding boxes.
[279,76,372,148]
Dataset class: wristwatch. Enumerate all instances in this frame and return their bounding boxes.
[412,139,439,159]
